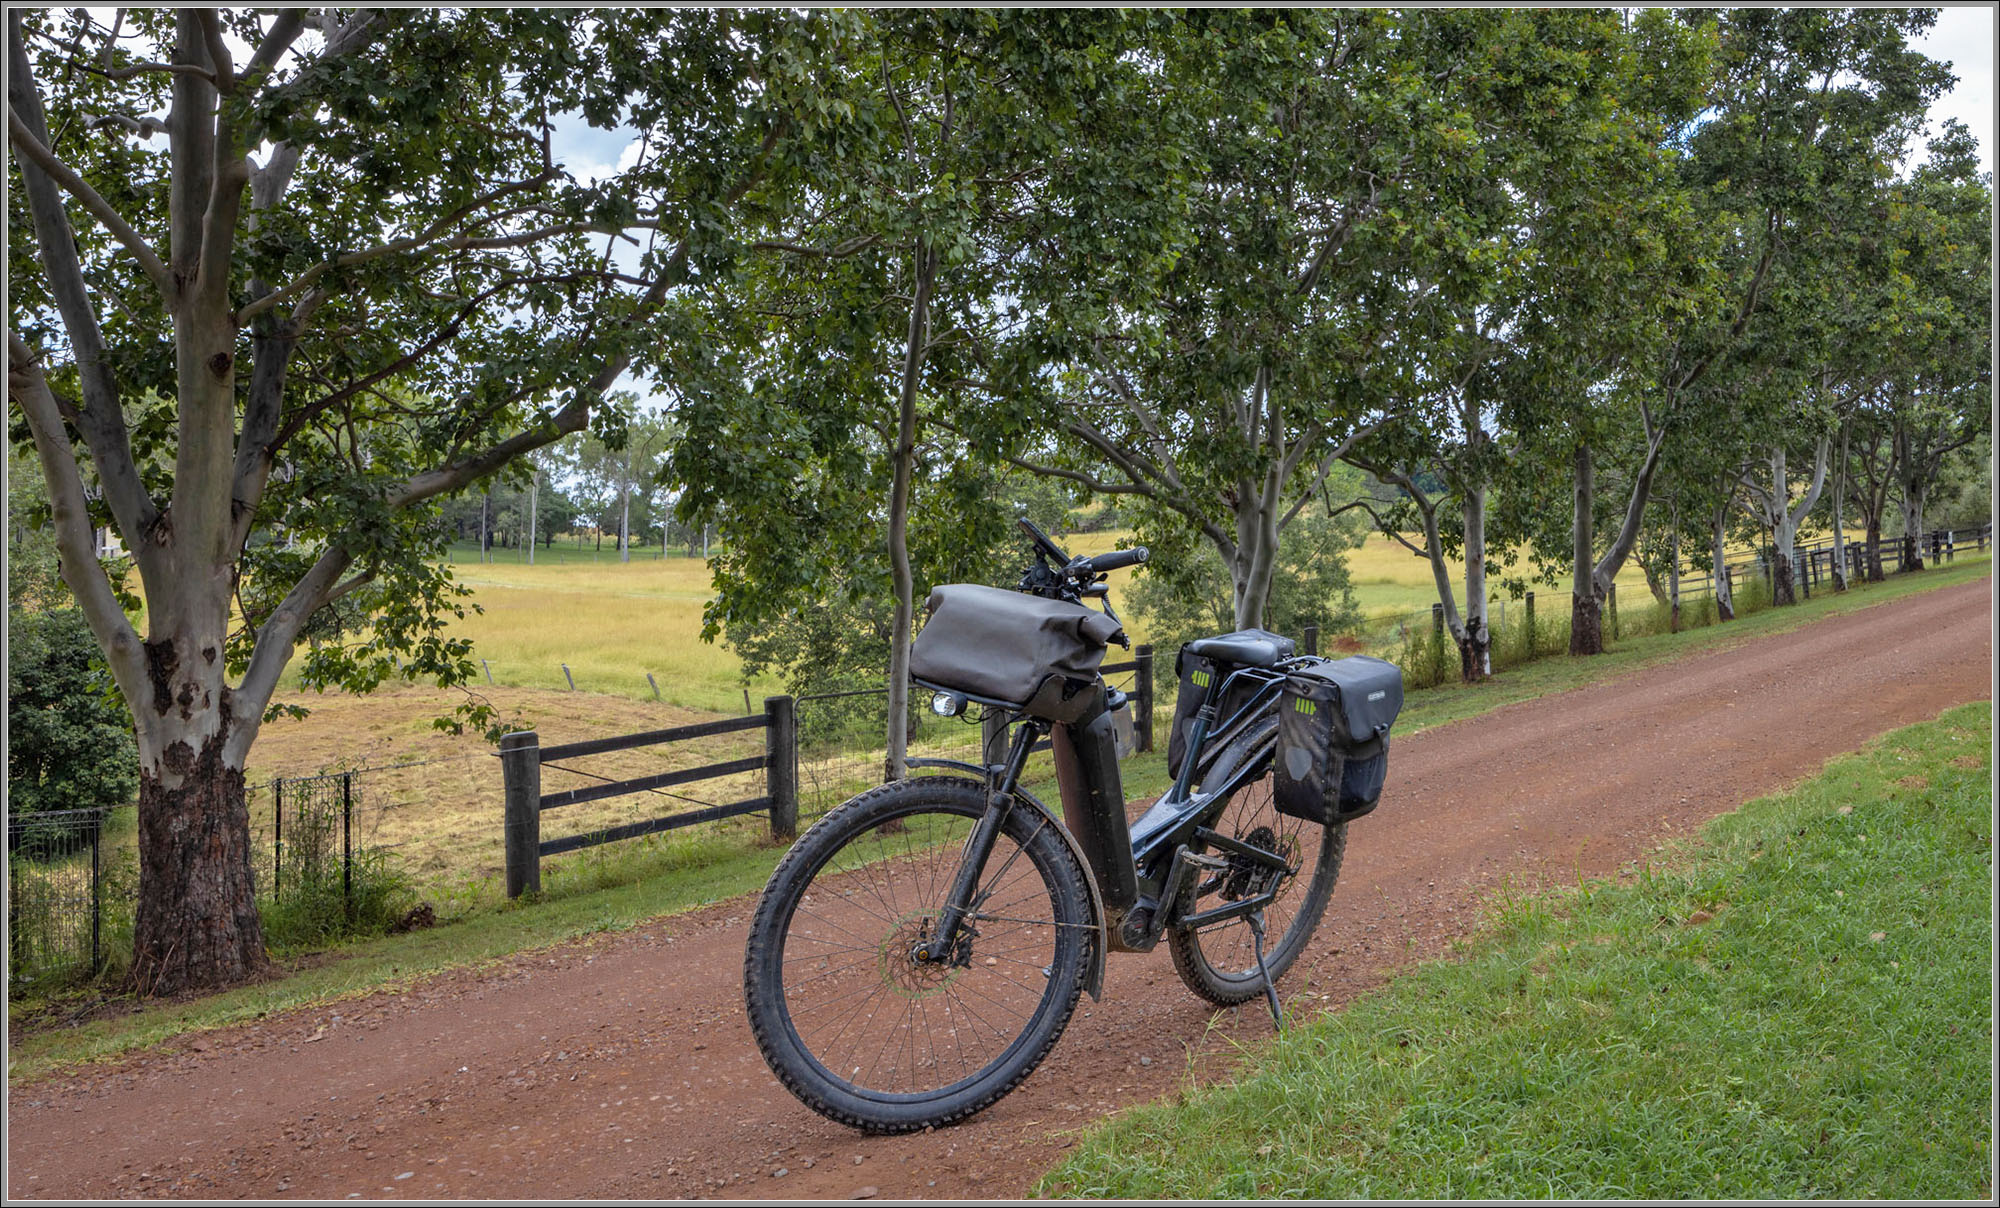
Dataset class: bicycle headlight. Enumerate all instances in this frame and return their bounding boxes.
[930,690,968,717]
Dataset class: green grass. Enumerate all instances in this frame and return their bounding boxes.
[4,824,791,1082]
[1386,554,1990,738]
[1041,701,1994,1200]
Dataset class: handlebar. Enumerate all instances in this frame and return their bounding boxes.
[1075,546,1149,575]
[1015,516,1142,647]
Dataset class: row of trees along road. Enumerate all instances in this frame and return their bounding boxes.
[7,9,1989,992]
[431,405,716,559]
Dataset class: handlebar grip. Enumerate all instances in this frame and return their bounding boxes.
[1086,546,1149,574]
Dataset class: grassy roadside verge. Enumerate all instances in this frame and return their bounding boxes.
[9,556,1987,1083]
[1391,554,1990,738]
[1041,701,1994,1200]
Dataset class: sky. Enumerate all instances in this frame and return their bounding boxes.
[1906,3,1995,176]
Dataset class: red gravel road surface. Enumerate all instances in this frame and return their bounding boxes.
[7,577,1991,1201]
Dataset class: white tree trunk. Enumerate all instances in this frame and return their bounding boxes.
[884,243,935,782]
[1461,482,1489,678]
[1711,497,1735,621]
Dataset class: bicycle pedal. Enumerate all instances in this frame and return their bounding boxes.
[1184,851,1231,870]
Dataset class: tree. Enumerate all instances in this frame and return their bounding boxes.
[1127,506,1366,656]
[1338,9,1712,678]
[675,9,1149,778]
[1002,9,1519,634]
[1536,8,1952,652]
[1882,130,1992,571]
[7,8,820,992]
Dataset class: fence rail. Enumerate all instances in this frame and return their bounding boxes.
[498,696,797,898]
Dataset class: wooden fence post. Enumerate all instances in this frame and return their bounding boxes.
[1525,592,1536,658]
[1133,644,1155,753]
[765,696,798,842]
[1799,554,1810,600]
[1607,583,1619,640]
[1431,603,1444,635]
[501,730,542,898]
[1302,625,1319,656]
[1946,530,1954,562]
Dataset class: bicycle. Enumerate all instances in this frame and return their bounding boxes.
[743,518,1401,1133]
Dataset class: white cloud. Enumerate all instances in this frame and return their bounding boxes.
[1909,5,1995,176]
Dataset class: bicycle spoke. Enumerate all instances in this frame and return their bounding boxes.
[771,798,1071,1100]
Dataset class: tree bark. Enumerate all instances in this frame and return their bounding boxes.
[1458,482,1489,681]
[1897,488,1925,572]
[618,448,632,563]
[1570,443,1601,655]
[130,720,266,994]
[527,467,538,565]
[1765,437,1828,606]
[1711,496,1735,621]
[1668,502,1681,633]
[1829,427,1848,591]
[884,242,936,783]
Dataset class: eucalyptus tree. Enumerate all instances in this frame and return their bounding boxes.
[1883,131,1992,571]
[1540,8,1952,653]
[672,9,1151,778]
[1332,8,1713,679]
[995,8,1543,634]
[6,8,825,992]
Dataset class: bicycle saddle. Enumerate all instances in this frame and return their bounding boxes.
[1181,631,1285,668]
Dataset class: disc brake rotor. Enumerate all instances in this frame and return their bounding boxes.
[878,909,975,999]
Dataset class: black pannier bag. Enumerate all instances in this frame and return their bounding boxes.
[908,584,1125,724]
[1274,655,1404,824]
[1165,628,1295,778]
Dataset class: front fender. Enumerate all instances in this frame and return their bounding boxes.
[1010,784,1110,1001]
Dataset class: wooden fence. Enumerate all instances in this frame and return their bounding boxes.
[499,697,798,898]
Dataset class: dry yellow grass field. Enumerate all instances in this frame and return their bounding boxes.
[237,521,1901,895]
[339,526,1846,713]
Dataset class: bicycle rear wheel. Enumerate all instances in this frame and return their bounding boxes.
[743,776,1094,1133]
[1167,718,1346,1006]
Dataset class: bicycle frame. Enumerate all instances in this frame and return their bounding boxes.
[918,660,1300,966]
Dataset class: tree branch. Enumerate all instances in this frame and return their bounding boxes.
[9,15,166,545]
[6,108,176,300]
[193,8,233,93]
[7,334,150,712]
[227,542,358,763]
[1278,410,1398,530]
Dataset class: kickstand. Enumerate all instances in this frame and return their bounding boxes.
[1247,911,1283,1031]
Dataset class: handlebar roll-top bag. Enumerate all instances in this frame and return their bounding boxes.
[1166,628,1295,778]
[909,584,1125,724]
[1274,655,1404,824]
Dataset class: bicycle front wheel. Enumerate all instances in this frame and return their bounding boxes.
[743,776,1095,1133]
[1168,718,1346,1006]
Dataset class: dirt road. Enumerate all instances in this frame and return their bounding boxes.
[8,577,1990,1201]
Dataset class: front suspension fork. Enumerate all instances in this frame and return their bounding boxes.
[917,716,1043,964]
